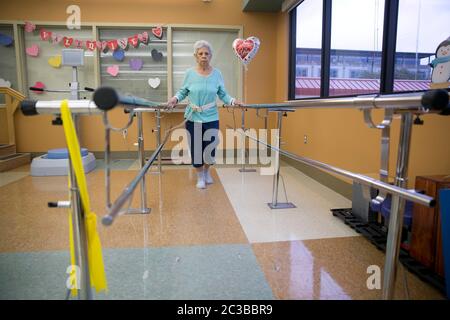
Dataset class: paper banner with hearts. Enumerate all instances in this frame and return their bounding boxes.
[128,35,139,48]
[138,32,149,44]
[118,38,128,50]
[0,78,11,88]
[0,33,13,46]
[232,36,260,66]
[148,77,160,89]
[107,65,119,77]
[74,39,84,48]
[63,37,73,48]
[32,81,45,94]
[24,21,36,33]
[151,49,163,62]
[48,55,62,68]
[107,40,118,52]
[112,49,125,62]
[152,26,163,39]
[26,44,39,57]
[101,41,109,52]
[129,58,143,71]
[96,41,102,50]
[40,29,52,41]
[51,33,63,45]
[86,40,96,51]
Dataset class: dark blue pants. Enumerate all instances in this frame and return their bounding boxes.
[185,120,219,168]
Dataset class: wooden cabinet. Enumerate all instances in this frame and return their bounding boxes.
[410,175,450,277]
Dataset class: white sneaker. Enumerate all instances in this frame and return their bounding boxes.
[196,173,206,189]
[204,169,214,184]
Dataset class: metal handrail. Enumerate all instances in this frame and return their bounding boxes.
[241,130,435,208]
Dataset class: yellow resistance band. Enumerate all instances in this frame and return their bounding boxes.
[61,100,108,296]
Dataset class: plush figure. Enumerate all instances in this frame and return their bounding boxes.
[430,37,450,83]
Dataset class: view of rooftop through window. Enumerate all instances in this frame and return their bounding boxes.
[294,0,450,98]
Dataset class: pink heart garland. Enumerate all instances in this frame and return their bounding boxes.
[40,29,52,41]
[138,32,149,44]
[152,26,163,39]
[74,39,84,48]
[107,65,119,77]
[118,38,128,50]
[51,33,63,44]
[63,37,73,48]
[86,40,96,51]
[96,41,102,50]
[232,36,260,65]
[24,21,36,33]
[26,44,39,57]
[128,35,139,48]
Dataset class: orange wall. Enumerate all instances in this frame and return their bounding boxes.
[275,11,450,188]
[1,0,279,153]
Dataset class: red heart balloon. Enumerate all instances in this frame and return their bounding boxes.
[232,36,260,65]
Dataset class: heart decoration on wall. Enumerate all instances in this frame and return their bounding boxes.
[32,81,45,94]
[138,32,149,44]
[24,21,36,33]
[128,35,139,48]
[51,33,63,45]
[112,49,125,61]
[148,77,161,89]
[48,55,62,68]
[63,37,73,48]
[129,58,143,71]
[86,40,97,51]
[107,40,119,52]
[40,29,52,41]
[118,38,128,50]
[74,39,84,48]
[26,44,39,57]
[0,33,13,46]
[232,36,260,66]
[0,78,11,88]
[151,49,163,62]
[152,26,163,40]
[107,65,120,77]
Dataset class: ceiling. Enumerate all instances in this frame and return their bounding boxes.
[242,0,284,12]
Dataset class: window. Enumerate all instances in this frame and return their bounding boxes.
[394,0,450,91]
[99,27,168,102]
[293,0,323,98]
[330,0,385,96]
[23,25,95,100]
[0,24,18,104]
[172,29,239,101]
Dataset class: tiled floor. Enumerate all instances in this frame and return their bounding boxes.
[0,161,445,300]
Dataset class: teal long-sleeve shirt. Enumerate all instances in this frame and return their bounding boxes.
[174,67,235,123]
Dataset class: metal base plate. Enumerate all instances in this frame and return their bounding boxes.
[122,208,151,215]
[239,168,257,172]
[267,202,297,209]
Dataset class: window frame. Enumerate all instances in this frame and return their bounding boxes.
[289,0,401,100]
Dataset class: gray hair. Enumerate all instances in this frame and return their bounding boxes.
[193,40,213,56]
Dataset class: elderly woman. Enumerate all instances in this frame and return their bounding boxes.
[167,40,241,189]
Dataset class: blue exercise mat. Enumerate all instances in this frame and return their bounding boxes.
[47,148,88,159]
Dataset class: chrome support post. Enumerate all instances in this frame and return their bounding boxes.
[382,112,413,300]
[268,111,296,210]
[239,108,256,173]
